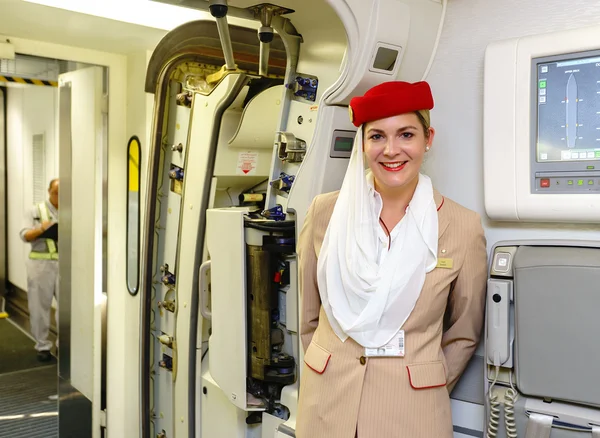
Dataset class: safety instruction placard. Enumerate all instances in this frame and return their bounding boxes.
[237,151,258,175]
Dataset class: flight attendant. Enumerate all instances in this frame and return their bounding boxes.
[296,81,488,438]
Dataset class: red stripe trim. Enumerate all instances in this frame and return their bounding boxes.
[378,217,391,250]
[406,366,447,390]
[437,197,445,211]
[304,355,331,374]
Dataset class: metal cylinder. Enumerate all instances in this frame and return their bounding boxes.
[215,17,236,70]
[241,193,264,203]
[247,245,273,380]
[259,40,270,77]
[158,334,173,348]
[257,6,274,77]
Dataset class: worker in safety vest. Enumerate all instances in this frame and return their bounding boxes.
[19,178,59,362]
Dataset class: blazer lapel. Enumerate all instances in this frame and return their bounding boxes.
[434,189,450,239]
[314,190,451,255]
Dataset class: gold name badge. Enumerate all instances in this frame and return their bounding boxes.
[436,258,453,269]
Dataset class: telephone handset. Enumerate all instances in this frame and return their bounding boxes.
[486,279,517,438]
[486,279,512,367]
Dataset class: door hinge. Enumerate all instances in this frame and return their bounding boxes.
[100,409,107,428]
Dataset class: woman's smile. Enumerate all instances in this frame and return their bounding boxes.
[380,161,408,172]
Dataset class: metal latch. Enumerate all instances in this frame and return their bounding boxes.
[271,172,295,193]
[276,132,306,163]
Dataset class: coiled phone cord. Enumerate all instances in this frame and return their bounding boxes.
[504,371,519,437]
[487,366,501,438]
[487,366,518,438]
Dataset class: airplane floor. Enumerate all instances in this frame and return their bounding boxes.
[0,318,58,437]
[0,365,58,438]
[0,319,55,374]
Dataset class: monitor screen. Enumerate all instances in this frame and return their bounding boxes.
[333,136,354,152]
[536,52,600,162]
[329,130,356,159]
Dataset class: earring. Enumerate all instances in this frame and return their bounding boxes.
[425,146,430,152]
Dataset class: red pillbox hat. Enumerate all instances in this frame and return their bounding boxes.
[348,81,434,127]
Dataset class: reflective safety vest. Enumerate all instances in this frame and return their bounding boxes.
[29,202,58,261]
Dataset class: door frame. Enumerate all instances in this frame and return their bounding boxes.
[8,35,134,437]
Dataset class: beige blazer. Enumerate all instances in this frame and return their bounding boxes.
[296,189,488,438]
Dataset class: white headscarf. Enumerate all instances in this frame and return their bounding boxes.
[316,126,439,348]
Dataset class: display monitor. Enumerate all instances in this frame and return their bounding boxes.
[329,129,356,158]
[531,49,600,193]
[333,136,353,152]
[484,27,600,222]
[536,51,600,162]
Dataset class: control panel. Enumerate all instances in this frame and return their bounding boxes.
[535,172,600,192]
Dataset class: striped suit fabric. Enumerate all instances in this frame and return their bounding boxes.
[296,189,488,438]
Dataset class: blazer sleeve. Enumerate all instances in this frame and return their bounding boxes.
[442,213,488,393]
[298,196,321,353]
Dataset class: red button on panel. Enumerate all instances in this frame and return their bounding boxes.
[540,178,550,188]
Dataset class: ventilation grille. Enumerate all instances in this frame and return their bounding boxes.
[0,55,59,81]
[32,134,46,205]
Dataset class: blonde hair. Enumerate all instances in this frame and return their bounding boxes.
[362,110,432,140]
[415,110,431,138]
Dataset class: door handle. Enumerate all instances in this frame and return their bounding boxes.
[199,260,212,320]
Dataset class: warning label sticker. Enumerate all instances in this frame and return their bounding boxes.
[236,151,258,175]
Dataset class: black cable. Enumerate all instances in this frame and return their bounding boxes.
[248,220,295,228]
[245,222,295,232]
[201,347,209,362]
[244,178,269,193]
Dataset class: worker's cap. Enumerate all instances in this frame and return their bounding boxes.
[348,81,434,127]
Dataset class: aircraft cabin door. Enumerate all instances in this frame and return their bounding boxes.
[57,65,107,438]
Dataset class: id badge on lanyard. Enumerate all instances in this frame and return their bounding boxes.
[364,330,405,357]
